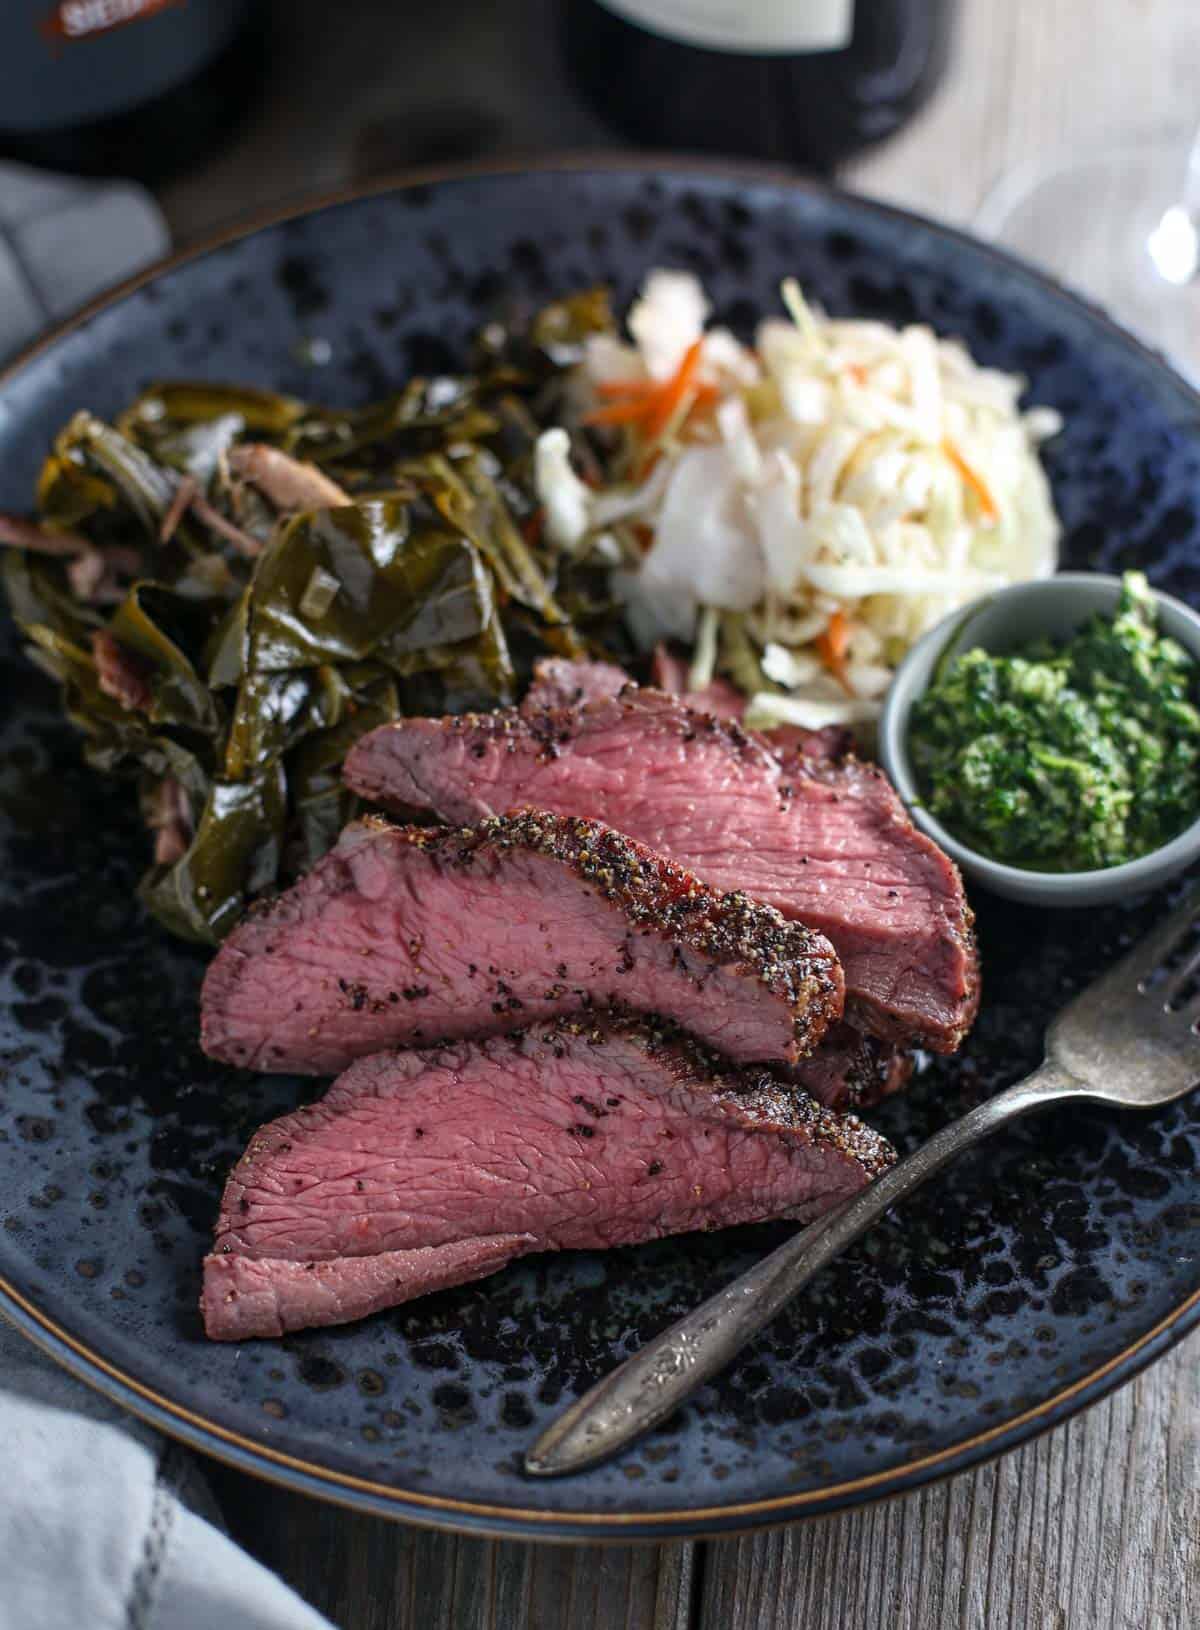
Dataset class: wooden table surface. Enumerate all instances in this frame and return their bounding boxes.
[161,2,1200,1625]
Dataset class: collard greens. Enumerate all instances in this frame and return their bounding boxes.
[2,293,615,943]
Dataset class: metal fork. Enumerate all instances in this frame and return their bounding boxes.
[525,888,1200,1477]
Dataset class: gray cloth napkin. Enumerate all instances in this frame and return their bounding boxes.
[0,1315,334,1630]
[0,160,170,362]
[0,161,337,1630]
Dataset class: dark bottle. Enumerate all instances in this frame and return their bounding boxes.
[564,0,957,173]
[0,0,265,184]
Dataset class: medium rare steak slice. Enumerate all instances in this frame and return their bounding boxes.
[650,643,746,720]
[202,1020,894,1339]
[524,656,631,711]
[201,810,842,1075]
[344,689,979,1052]
[525,654,849,762]
[649,645,853,762]
[788,1023,912,1111]
[204,1237,531,1341]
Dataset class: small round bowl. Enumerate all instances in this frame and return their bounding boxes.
[878,573,1200,906]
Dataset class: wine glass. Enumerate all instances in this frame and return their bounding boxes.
[975,126,1200,382]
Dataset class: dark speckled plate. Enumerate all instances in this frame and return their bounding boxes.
[1,160,1199,1541]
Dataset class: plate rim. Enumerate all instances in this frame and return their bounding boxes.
[4,1273,1197,1540]
[2,151,1199,1541]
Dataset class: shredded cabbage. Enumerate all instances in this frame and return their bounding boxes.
[535,270,1062,727]
[534,427,592,553]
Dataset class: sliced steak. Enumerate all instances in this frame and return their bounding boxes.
[201,810,842,1075]
[202,1019,894,1339]
[524,656,631,711]
[526,652,848,762]
[650,643,750,722]
[204,1237,531,1341]
[650,644,852,762]
[344,689,979,1052]
[788,1022,912,1111]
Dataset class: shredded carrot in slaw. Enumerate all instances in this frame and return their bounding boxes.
[583,339,709,438]
[642,339,705,441]
[816,609,854,695]
[583,396,653,426]
[943,438,998,523]
[595,377,657,401]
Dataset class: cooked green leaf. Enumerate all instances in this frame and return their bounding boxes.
[123,382,306,436]
[246,500,495,670]
[2,292,624,943]
[139,764,287,943]
[109,584,223,734]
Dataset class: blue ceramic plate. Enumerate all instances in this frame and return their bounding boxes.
[1,160,1198,1540]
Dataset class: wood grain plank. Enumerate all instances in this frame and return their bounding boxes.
[844,0,1200,228]
[695,1330,1199,1630]
[207,1461,698,1630]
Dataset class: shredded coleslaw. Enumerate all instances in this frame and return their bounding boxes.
[534,269,1062,729]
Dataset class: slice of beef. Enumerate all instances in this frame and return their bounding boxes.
[202,1019,895,1339]
[525,651,848,762]
[344,689,978,1052]
[524,656,631,711]
[650,643,750,722]
[201,810,843,1076]
[204,1237,532,1341]
[649,644,853,762]
[788,1022,912,1111]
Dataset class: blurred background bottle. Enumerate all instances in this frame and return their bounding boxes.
[0,0,265,183]
[563,0,957,172]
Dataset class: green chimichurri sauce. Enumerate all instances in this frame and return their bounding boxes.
[909,573,1200,872]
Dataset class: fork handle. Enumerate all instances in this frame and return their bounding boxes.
[525,1060,1083,1477]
